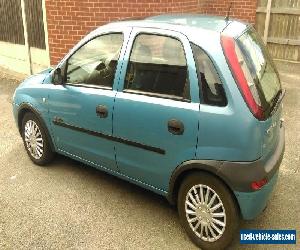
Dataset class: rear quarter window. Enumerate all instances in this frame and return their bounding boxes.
[191,43,227,106]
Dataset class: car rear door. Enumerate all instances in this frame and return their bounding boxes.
[48,28,131,172]
[113,28,200,192]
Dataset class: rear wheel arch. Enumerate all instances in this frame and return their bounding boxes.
[167,160,240,212]
[177,170,240,249]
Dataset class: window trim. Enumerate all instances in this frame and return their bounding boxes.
[190,42,228,107]
[64,83,113,91]
[123,89,191,103]
[123,32,191,102]
[63,32,124,90]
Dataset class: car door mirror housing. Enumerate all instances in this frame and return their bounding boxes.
[52,68,63,85]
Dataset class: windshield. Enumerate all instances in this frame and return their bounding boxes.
[237,29,281,112]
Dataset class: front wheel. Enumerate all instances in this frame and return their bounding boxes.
[21,112,54,165]
[178,172,239,250]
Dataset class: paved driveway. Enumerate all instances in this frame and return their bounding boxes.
[0,65,299,249]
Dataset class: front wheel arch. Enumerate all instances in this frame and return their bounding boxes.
[17,104,55,152]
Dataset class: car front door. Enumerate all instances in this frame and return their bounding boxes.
[113,28,200,192]
[48,29,130,172]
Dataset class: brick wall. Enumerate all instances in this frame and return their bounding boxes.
[200,0,257,24]
[45,0,199,65]
[45,0,257,65]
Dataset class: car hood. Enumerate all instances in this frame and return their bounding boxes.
[18,67,53,88]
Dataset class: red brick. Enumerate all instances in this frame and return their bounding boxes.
[46,0,257,65]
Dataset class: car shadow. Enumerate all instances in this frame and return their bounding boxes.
[48,153,176,211]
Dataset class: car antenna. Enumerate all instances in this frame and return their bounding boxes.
[225,2,233,22]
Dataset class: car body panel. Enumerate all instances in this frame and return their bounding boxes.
[113,93,200,191]
[112,27,200,191]
[235,171,279,220]
[260,104,283,157]
[12,71,54,140]
[188,28,264,162]
[48,85,119,171]
[146,14,231,33]
[57,141,168,196]
[45,27,132,172]
[222,20,248,38]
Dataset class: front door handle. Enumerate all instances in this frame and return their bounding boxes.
[96,105,108,118]
[168,119,184,135]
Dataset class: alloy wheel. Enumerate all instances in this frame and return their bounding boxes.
[24,120,44,159]
[185,184,226,242]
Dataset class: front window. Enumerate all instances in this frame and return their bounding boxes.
[66,33,123,88]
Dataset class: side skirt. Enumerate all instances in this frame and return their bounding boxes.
[57,148,168,197]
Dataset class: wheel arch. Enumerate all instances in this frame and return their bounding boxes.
[18,103,55,152]
[167,160,240,212]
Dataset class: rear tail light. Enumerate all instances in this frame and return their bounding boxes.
[251,178,268,190]
[221,35,264,120]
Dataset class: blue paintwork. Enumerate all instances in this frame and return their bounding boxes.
[147,14,232,33]
[12,68,54,133]
[12,15,283,220]
[113,27,200,191]
[234,171,279,220]
[48,85,119,171]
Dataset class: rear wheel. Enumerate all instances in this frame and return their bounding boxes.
[21,112,54,165]
[178,172,239,250]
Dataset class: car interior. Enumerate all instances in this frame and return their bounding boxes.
[125,37,190,100]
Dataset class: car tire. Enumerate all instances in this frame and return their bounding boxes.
[21,112,54,165]
[178,172,239,250]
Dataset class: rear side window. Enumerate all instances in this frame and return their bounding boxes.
[124,34,190,101]
[191,44,227,106]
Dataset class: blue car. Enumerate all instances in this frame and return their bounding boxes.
[12,15,285,249]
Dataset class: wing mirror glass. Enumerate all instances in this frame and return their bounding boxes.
[52,68,63,85]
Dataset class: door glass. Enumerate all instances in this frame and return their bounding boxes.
[124,34,190,100]
[66,33,123,88]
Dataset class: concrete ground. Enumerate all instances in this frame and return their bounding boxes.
[0,63,299,250]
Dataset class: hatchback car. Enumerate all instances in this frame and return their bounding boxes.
[13,14,285,249]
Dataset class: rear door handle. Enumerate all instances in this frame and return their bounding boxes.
[168,119,184,135]
[96,105,108,118]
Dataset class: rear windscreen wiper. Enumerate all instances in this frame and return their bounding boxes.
[271,89,285,116]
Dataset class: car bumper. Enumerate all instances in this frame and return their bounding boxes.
[218,124,285,220]
[234,170,279,220]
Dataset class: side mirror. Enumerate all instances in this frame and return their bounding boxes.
[52,68,63,85]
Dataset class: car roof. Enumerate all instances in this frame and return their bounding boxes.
[98,14,247,35]
[77,14,248,62]
[146,14,230,33]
